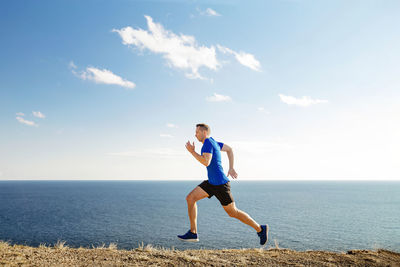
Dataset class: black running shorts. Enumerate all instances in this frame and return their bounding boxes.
[198,180,234,206]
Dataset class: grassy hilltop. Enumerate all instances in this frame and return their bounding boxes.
[0,240,399,266]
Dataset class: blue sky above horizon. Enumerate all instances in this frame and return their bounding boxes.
[1,0,399,180]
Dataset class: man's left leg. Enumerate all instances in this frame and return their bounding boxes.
[217,183,269,245]
[223,202,262,232]
[223,202,269,246]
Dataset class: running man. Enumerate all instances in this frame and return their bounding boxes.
[178,123,269,246]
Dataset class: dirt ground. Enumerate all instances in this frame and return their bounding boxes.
[0,240,399,266]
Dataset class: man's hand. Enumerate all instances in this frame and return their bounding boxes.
[185,141,195,154]
[227,168,238,179]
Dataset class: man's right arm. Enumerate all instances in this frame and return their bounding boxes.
[221,144,238,179]
[221,144,234,169]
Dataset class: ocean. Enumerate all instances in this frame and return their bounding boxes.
[0,180,399,252]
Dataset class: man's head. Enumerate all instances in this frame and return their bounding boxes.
[195,123,211,142]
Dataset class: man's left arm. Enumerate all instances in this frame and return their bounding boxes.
[185,141,212,167]
[191,151,212,167]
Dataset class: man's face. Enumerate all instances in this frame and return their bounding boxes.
[195,127,206,142]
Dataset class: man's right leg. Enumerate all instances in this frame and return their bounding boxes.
[186,186,209,234]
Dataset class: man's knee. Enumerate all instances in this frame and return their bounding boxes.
[225,207,238,218]
[186,194,196,204]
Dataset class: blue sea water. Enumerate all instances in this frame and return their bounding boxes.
[0,180,399,252]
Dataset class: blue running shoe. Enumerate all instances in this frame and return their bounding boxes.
[177,230,199,242]
[257,224,269,246]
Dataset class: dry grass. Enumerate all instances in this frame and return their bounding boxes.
[273,238,280,249]
[108,242,118,250]
[0,240,11,249]
[38,242,48,249]
[54,239,68,249]
[0,239,399,266]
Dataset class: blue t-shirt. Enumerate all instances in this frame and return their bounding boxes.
[201,137,230,185]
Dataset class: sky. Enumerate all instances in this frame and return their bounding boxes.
[1,0,399,180]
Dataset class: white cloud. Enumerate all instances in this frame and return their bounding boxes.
[166,123,178,128]
[106,148,185,158]
[77,67,136,89]
[197,7,221,17]
[0,171,2,177]
[32,111,46,119]
[279,94,328,107]
[230,140,294,155]
[205,8,221,16]
[217,45,261,71]
[16,116,38,127]
[69,61,77,69]
[206,92,232,102]
[113,16,260,79]
[112,15,220,80]
[160,134,173,138]
[16,112,25,116]
[257,107,271,114]
[70,62,135,89]
[185,72,209,80]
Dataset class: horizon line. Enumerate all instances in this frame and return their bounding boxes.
[0,179,399,182]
